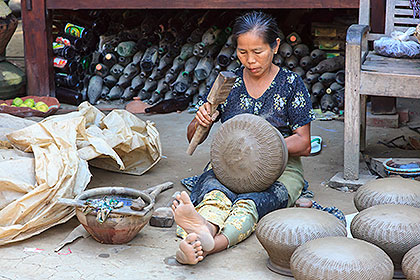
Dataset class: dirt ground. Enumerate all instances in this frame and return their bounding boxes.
[2,21,420,279]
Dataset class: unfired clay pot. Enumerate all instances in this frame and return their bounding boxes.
[350,204,420,279]
[402,243,420,280]
[256,208,347,276]
[211,114,288,193]
[354,177,420,211]
[290,236,394,280]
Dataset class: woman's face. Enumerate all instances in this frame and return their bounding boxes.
[236,30,279,78]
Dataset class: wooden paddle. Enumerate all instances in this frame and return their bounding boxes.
[186,71,237,155]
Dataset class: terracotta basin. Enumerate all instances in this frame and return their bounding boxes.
[351,204,420,279]
[75,187,154,244]
[354,177,420,211]
[402,243,420,280]
[256,208,347,276]
[290,237,394,280]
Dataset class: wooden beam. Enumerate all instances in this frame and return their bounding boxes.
[360,72,420,99]
[21,0,55,96]
[46,0,359,9]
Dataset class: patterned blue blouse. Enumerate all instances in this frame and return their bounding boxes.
[200,66,315,137]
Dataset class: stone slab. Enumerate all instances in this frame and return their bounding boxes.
[328,172,377,192]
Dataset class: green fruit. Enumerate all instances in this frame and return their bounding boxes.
[12,97,23,106]
[35,103,49,112]
[35,101,47,108]
[23,98,35,107]
[19,103,31,108]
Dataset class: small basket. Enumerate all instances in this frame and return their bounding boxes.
[0,96,60,118]
[383,158,420,178]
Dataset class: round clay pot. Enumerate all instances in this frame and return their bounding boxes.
[75,187,154,244]
[211,114,288,193]
[290,236,394,280]
[256,208,347,276]
[350,204,420,279]
[125,97,151,114]
[402,243,420,280]
[354,177,420,211]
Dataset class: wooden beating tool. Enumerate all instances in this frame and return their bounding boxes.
[186,71,237,155]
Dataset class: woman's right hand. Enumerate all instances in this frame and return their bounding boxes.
[195,102,219,128]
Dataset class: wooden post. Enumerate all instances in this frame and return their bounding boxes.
[344,24,369,181]
[358,0,370,25]
[360,95,367,152]
[21,0,54,96]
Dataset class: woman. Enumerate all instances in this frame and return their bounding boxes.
[172,11,315,265]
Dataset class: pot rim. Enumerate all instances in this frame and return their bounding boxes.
[75,186,155,215]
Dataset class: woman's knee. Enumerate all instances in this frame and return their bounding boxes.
[221,200,259,247]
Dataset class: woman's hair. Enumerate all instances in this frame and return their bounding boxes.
[232,11,280,49]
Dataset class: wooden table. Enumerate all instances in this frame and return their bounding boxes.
[21,0,359,97]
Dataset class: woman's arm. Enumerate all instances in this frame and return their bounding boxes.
[186,102,218,143]
[284,123,311,157]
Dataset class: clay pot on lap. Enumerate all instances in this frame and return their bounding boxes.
[354,177,420,211]
[290,236,394,280]
[256,208,347,276]
[350,204,420,279]
[210,114,288,194]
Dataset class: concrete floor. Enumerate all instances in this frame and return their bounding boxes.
[3,19,420,280]
[1,110,420,280]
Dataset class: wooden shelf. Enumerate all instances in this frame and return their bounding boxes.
[46,0,359,9]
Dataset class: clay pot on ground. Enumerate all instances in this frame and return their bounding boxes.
[402,243,420,280]
[290,236,394,280]
[256,208,347,276]
[126,97,151,114]
[353,177,420,211]
[350,204,420,279]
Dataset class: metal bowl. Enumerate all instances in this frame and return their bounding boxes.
[75,187,154,244]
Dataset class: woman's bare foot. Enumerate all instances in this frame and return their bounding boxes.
[295,197,313,208]
[176,233,204,265]
[172,191,215,251]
